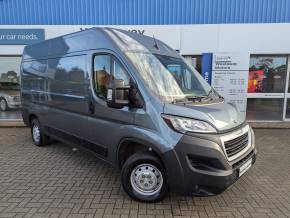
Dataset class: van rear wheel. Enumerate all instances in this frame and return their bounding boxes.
[121,151,168,202]
[31,118,49,146]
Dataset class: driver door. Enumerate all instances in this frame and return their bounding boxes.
[87,52,134,160]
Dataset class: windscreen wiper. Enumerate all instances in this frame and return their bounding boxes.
[207,88,214,97]
[208,88,224,100]
[171,98,191,104]
[186,95,208,101]
[172,94,212,104]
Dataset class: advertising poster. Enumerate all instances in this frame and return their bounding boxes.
[211,53,250,118]
[248,69,264,93]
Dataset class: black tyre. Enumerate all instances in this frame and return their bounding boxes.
[0,98,8,111]
[121,151,168,202]
[30,118,50,146]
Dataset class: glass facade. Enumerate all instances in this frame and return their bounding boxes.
[246,55,288,121]
[0,56,22,120]
[247,98,284,120]
[286,99,290,119]
[248,56,287,93]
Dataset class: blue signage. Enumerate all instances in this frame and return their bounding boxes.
[0,29,44,45]
[201,53,213,84]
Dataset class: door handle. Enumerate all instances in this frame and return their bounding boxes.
[89,101,95,114]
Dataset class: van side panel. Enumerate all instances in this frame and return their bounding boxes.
[46,55,87,112]
[23,41,48,60]
[43,55,89,139]
[21,53,90,138]
[21,58,47,125]
[48,34,91,56]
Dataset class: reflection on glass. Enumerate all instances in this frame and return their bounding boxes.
[248,56,287,93]
[126,52,213,103]
[94,55,111,99]
[246,98,283,120]
[0,56,22,119]
[183,55,202,73]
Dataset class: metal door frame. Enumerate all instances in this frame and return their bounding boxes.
[283,55,290,121]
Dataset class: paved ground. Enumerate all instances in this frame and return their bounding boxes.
[0,128,290,218]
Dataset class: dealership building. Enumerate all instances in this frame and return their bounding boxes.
[1,0,290,126]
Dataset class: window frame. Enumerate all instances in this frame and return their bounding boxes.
[283,55,290,120]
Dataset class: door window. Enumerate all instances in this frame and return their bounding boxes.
[93,54,130,100]
[94,55,111,99]
[112,58,130,86]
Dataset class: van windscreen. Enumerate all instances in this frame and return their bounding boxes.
[126,52,214,103]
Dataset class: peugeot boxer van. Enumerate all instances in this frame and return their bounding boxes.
[21,28,256,202]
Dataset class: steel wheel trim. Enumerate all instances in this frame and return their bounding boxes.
[130,163,163,196]
[32,124,41,143]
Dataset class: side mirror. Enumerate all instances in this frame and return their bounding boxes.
[107,79,130,109]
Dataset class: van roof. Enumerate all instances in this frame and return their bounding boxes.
[22,27,180,61]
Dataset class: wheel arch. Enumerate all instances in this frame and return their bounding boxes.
[117,137,164,169]
[28,114,38,127]
[117,136,186,195]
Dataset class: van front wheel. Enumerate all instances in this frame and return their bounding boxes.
[31,118,49,146]
[121,151,168,202]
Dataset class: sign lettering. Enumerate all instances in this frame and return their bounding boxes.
[0,29,45,45]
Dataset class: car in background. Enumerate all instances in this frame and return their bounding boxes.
[0,82,21,111]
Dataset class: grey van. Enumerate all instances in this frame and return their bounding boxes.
[21,28,256,202]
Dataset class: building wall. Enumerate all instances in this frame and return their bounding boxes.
[1,0,290,25]
[2,23,290,55]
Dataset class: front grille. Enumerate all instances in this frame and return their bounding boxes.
[14,96,21,101]
[232,149,254,169]
[224,132,249,158]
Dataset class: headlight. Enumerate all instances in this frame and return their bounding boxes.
[162,114,217,134]
[8,96,19,101]
[7,96,14,101]
[249,125,255,148]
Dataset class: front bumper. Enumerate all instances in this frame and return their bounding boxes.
[162,124,257,196]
